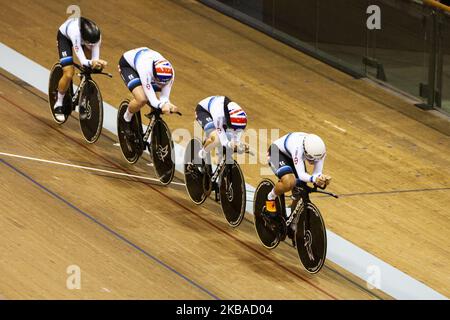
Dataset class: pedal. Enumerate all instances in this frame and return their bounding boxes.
[261,210,277,220]
[261,210,277,230]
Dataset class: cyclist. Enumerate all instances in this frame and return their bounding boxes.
[266,132,332,213]
[118,47,179,132]
[195,95,249,160]
[54,16,107,121]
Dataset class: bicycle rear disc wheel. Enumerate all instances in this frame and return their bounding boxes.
[219,161,246,227]
[253,179,284,249]
[183,138,208,205]
[150,119,175,185]
[79,79,103,143]
[117,100,143,164]
[48,63,73,124]
[295,202,327,274]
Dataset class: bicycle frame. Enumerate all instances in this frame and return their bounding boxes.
[207,145,235,185]
[209,158,226,185]
[142,105,182,146]
[143,111,158,145]
[71,63,112,108]
[284,184,338,229]
[198,146,235,203]
[70,75,85,107]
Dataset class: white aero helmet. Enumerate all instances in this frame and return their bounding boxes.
[303,134,326,161]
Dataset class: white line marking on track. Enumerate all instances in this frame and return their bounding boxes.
[0,151,185,186]
[324,120,347,133]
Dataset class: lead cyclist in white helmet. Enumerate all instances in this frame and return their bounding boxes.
[265,132,332,213]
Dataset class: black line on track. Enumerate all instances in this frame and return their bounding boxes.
[0,158,219,300]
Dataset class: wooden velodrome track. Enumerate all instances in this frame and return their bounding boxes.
[0,0,449,299]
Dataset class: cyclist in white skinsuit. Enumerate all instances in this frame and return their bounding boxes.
[58,18,102,67]
[195,95,249,159]
[266,132,332,213]
[118,47,179,130]
[53,17,107,121]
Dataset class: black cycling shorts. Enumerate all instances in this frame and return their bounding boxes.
[118,56,162,93]
[57,31,74,67]
[267,144,299,179]
[118,56,141,91]
[195,105,215,134]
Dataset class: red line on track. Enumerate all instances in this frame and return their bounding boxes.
[0,93,338,300]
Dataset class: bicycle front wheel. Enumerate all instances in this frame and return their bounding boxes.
[183,138,209,205]
[219,161,246,227]
[295,202,327,274]
[79,79,103,143]
[150,119,175,185]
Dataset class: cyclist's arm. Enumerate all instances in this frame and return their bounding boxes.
[159,70,174,105]
[139,71,163,109]
[213,117,229,147]
[295,162,316,183]
[231,130,242,143]
[67,26,92,67]
[311,156,325,177]
[291,146,320,184]
[91,40,101,61]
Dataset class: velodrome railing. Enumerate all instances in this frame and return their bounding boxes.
[199,0,450,114]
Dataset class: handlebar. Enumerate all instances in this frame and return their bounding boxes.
[225,143,254,156]
[294,183,339,199]
[312,188,339,198]
[145,105,182,118]
[73,63,113,78]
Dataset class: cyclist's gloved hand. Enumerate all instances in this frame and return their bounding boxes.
[315,174,332,188]
[169,103,179,114]
[235,142,249,154]
[92,59,107,71]
[227,140,236,151]
[227,141,249,154]
[162,102,178,114]
[322,175,332,186]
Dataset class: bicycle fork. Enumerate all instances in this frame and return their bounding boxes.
[142,114,156,150]
[71,75,86,111]
[207,160,226,201]
[283,197,304,247]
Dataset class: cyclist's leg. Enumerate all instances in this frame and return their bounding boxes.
[203,131,220,152]
[266,144,297,213]
[57,66,74,94]
[195,105,217,156]
[118,55,146,122]
[128,86,147,113]
[54,31,75,119]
